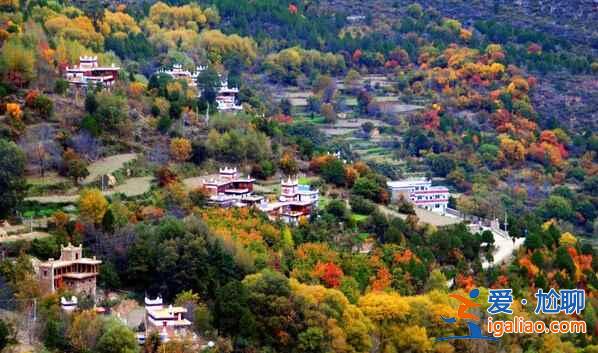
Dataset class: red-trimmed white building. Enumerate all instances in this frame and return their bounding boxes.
[144,296,192,342]
[387,178,449,214]
[156,64,242,111]
[204,167,263,207]
[259,177,319,225]
[201,168,319,224]
[213,83,242,111]
[155,64,206,85]
[65,56,120,88]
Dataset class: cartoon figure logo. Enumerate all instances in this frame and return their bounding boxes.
[437,288,498,342]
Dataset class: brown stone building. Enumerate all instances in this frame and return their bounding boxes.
[37,243,102,297]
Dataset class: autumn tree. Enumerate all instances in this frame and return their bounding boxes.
[5,103,26,137]
[359,291,409,352]
[101,10,141,38]
[0,253,41,309]
[200,30,257,65]
[156,167,179,187]
[344,68,361,86]
[265,47,345,83]
[279,150,299,176]
[390,325,432,353]
[312,262,343,288]
[78,189,109,224]
[344,165,359,187]
[170,138,192,162]
[0,0,18,11]
[127,82,145,98]
[0,39,36,87]
[320,103,337,123]
[499,136,526,163]
[45,14,104,50]
[25,91,54,120]
[6,103,22,120]
[62,149,89,185]
[68,310,103,352]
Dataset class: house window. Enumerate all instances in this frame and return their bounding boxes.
[43,270,47,277]
[75,253,79,260]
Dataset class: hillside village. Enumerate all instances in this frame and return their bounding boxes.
[0,0,596,353]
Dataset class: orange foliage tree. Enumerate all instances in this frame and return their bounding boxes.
[371,267,392,291]
[312,262,344,288]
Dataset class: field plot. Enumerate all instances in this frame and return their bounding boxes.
[26,173,70,186]
[182,174,219,189]
[83,153,137,184]
[106,176,153,197]
[26,176,153,204]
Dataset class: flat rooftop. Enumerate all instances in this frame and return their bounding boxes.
[387,178,430,189]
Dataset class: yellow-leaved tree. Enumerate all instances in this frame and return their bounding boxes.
[0,39,36,87]
[359,291,409,323]
[68,310,103,351]
[359,291,410,352]
[499,135,526,163]
[78,189,108,224]
[291,279,373,353]
[44,15,104,50]
[170,137,192,162]
[559,232,577,246]
[0,0,19,11]
[101,10,141,38]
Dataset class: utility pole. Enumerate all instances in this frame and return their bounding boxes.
[205,103,210,124]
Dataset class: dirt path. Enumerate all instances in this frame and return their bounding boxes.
[0,231,52,243]
[24,194,78,203]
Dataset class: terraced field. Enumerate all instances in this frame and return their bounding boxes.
[83,153,138,185]
[26,176,153,204]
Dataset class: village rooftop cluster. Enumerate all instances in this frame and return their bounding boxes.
[65,57,242,111]
[204,167,320,225]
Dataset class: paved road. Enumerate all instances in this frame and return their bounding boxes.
[482,231,525,269]
[380,205,523,268]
